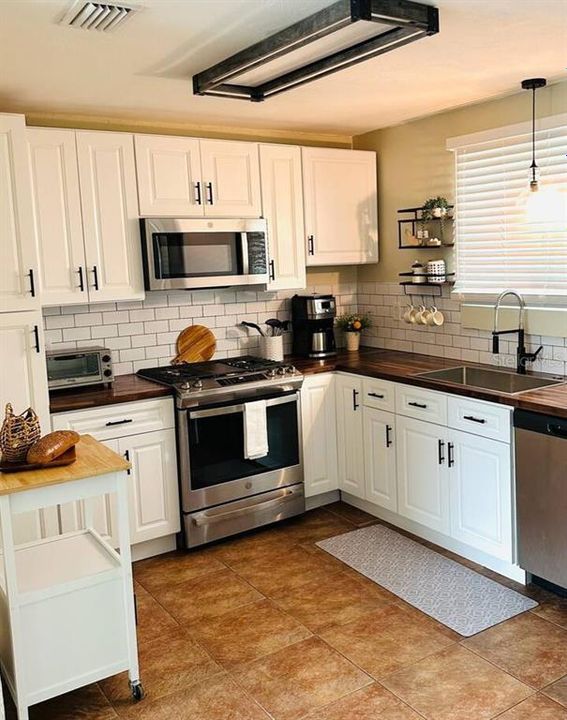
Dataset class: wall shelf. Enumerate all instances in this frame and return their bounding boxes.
[399,272,455,296]
[398,205,454,250]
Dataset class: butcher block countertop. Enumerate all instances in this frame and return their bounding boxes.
[49,348,567,419]
[0,435,130,495]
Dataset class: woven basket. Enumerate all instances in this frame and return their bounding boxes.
[0,404,41,463]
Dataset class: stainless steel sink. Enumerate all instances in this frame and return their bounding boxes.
[416,366,564,395]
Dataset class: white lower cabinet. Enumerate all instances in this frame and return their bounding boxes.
[363,407,397,512]
[300,374,338,497]
[447,429,512,561]
[396,415,450,535]
[335,374,365,499]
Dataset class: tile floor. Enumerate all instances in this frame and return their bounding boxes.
[7,502,567,720]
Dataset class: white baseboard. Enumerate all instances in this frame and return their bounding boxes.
[131,534,177,562]
[306,490,340,510]
[340,492,526,585]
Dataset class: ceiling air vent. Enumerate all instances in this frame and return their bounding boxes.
[61,2,138,32]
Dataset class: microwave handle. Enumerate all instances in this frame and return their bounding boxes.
[240,233,249,275]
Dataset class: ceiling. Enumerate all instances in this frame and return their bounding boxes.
[1,0,566,135]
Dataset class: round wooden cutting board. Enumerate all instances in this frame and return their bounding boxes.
[172,325,216,364]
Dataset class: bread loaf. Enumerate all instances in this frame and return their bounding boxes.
[26,430,80,465]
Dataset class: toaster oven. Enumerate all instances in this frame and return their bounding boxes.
[46,347,114,390]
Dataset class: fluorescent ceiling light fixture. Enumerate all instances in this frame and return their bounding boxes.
[192,0,439,102]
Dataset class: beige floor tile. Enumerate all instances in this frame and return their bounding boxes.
[463,612,567,688]
[154,568,262,624]
[270,508,353,544]
[234,636,372,720]
[495,694,567,718]
[134,591,180,646]
[211,527,295,566]
[382,645,533,720]
[271,570,393,631]
[189,598,311,667]
[115,674,270,720]
[544,676,567,708]
[133,550,225,593]
[532,600,567,630]
[324,502,378,527]
[300,683,423,719]
[320,603,454,679]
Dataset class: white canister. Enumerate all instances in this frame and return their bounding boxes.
[259,335,284,362]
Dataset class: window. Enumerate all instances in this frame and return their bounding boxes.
[448,116,567,297]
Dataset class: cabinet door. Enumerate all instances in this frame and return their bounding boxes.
[135,134,204,217]
[76,131,144,302]
[0,311,50,430]
[363,407,397,511]
[200,139,261,217]
[396,415,450,534]
[27,128,88,306]
[335,374,365,499]
[0,114,39,311]
[119,429,180,545]
[302,147,377,266]
[448,430,512,561]
[301,374,338,497]
[260,144,306,291]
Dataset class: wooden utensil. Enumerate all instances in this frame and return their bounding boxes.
[0,446,76,474]
[172,325,216,364]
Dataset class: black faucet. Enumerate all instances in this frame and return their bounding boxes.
[492,291,543,374]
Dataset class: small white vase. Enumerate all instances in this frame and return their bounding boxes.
[345,331,361,352]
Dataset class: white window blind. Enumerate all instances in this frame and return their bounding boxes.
[449,118,567,296]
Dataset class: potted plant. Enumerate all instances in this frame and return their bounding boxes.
[336,313,371,352]
[422,196,451,242]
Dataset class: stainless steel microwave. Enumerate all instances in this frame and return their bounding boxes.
[140,218,269,291]
[46,347,114,390]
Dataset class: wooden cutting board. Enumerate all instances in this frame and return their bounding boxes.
[172,325,216,364]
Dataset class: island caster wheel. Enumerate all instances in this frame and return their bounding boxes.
[130,681,145,702]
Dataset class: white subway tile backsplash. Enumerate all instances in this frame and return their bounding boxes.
[103,311,129,325]
[118,322,145,336]
[63,327,91,342]
[45,315,75,330]
[75,312,102,327]
[129,309,155,322]
[119,348,146,362]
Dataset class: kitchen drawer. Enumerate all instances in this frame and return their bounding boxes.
[51,398,174,440]
[395,383,447,425]
[362,378,396,412]
[448,396,512,443]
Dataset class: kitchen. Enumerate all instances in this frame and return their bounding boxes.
[0,0,566,718]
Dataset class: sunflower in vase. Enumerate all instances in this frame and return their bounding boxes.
[336,313,371,352]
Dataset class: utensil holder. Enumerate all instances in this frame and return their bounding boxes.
[259,335,284,362]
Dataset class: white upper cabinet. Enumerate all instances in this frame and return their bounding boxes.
[76,131,144,303]
[302,147,378,266]
[260,144,306,291]
[27,128,87,306]
[0,114,40,312]
[135,134,204,217]
[199,139,262,217]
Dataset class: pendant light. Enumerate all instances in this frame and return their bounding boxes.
[521,78,546,193]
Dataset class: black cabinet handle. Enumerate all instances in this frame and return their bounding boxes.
[463,415,486,424]
[352,389,359,411]
[27,268,36,297]
[368,392,384,399]
[448,441,455,467]
[409,401,427,409]
[124,449,131,475]
[32,325,40,353]
[195,181,202,205]
[385,424,393,448]
[77,266,85,292]
[106,419,133,427]
[438,439,445,465]
[205,182,214,205]
[307,235,314,255]
[269,259,275,281]
[92,265,99,291]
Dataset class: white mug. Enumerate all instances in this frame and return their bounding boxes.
[415,305,429,325]
[426,306,445,326]
[402,304,417,324]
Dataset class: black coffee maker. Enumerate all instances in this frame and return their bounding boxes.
[291,294,337,358]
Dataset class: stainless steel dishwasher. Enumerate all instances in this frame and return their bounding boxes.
[515,409,567,590]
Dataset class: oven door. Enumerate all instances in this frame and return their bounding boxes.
[141,218,268,290]
[177,391,303,511]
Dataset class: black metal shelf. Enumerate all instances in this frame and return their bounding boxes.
[398,205,454,250]
[399,273,455,297]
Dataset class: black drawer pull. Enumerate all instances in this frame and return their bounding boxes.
[205,182,214,204]
[124,449,131,475]
[269,259,275,281]
[78,266,85,292]
[463,415,486,424]
[385,424,393,448]
[106,419,133,427]
[307,235,314,255]
[32,325,40,353]
[92,265,99,291]
[438,439,445,465]
[368,392,385,399]
[27,268,36,297]
[195,181,202,205]
[448,441,455,467]
[409,401,427,409]
[352,389,359,411]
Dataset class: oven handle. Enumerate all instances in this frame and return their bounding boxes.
[189,393,297,420]
[191,487,297,526]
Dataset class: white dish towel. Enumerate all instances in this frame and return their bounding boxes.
[243,400,269,460]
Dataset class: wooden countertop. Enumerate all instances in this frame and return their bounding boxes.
[293,348,567,419]
[50,374,173,414]
[0,435,130,495]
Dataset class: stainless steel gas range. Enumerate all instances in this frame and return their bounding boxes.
[137,356,305,548]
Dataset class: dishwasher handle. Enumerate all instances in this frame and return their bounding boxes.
[547,423,567,439]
